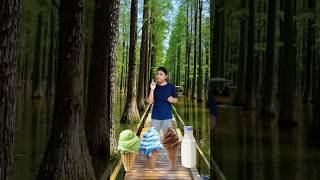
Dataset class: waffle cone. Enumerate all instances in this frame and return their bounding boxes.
[165,146,179,168]
[121,152,137,172]
[147,150,160,169]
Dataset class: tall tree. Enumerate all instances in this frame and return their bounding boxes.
[260,0,277,116]
[41,18,49,81]
[212,0,226,88]
[36,0,96,179]
[46,10,56,97]
[197,0,203,102]
[121,0,140,123]
[314,56,320,121]
[278,0,297,127]
[192,0,198,99]
[85,0,120,157]
[302,0,316,103]
[184,0,191,96]
[32,12,44,98]
[0,0,21,179]
[137,0,149,112]
[233,0,247,106]
[243,0,255,110]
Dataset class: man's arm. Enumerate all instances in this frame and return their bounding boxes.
[147,79,156,104]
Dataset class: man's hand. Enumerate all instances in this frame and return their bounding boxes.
[150,79,156,90]
[210,115,216,130]
[167,96,177,103]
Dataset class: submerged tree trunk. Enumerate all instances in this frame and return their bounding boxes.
[32,12,44,98]
[0,0,21,179]
[137,0,149,112]
[278,0,297,127]
[233,0,247,106]
[121,0,140,123]
[36,0,96,179]
[243,0,255,110]
[260,0,277,116]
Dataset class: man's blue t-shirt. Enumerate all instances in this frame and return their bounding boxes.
[152,83,178,120]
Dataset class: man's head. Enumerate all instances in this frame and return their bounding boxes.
[156,67,168,83]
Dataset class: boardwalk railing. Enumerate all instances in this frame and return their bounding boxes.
[172,105,227,180]
[110,103,152,180]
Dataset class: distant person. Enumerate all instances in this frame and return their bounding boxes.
[221,86,230,96]
[147,67,178,134]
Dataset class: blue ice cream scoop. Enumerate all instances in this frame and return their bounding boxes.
[139,127,163,157]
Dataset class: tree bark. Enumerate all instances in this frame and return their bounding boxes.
[137,0,149,112]
[243,0,255,110]
[260,0,277,116]
[0,0,21,179]
[121,0,140,123]
[233,0,246,106]
[36,0,96,179]
[278,0,297,127]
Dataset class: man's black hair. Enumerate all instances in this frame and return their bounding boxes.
[156,66,168,75]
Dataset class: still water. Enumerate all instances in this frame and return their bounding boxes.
[12,89,320,179]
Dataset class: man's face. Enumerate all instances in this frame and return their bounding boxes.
[156,71,167,83]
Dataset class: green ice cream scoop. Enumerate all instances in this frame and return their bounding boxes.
[117,130,141,153]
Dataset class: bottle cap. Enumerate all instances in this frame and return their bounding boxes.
[184,126,193,132]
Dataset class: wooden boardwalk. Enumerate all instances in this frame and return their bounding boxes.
[124,113,201,180]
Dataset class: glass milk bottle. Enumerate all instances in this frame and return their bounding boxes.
[181,126,197,168]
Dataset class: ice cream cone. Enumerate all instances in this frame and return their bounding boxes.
[121,152,137,172]
[166,146,179,168]
[147,150,160,169]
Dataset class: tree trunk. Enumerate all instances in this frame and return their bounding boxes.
[192,0,198,99]
[36,0,96,179]
[120,40,125,92]
[46,11,56,97]
[85,0,119,157]
[303,1,316,103]
[197,0,203,102]
[278,0,297,127]
[137,0,149,112]
[0,0,21,179]
[184,1,190,96]
[314,55,320,121]
[260,0,277,116]
[233,0,247,106]
[121,0,140,123]
[177,39,181,86]
[32,12,44,98]
[42,18,49,81]
[205,44,209,95]
[109,0,119,157]
[243,0,255,110]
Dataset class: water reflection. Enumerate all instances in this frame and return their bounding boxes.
[213,103,320,180]
[13,91,320,180]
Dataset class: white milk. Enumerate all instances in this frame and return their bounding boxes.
[181,126,197,168]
